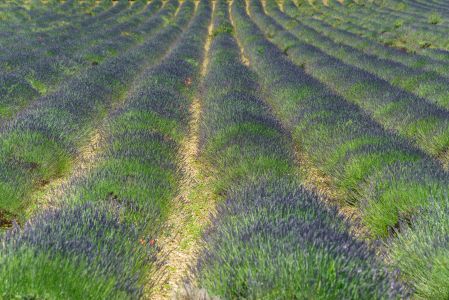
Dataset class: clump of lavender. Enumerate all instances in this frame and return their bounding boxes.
[0,201,156,298]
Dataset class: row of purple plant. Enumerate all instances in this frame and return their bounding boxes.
[0,0,212,298]
[193,1,407,298]
[0,1,180,222]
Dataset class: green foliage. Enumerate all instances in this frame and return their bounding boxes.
[212,22,233,37]
[394,19,403,28]
[389,201,449,299]
[25,75,47,95]
[0,130,71,216]
[0,249,127,300]
[428,12,442,25]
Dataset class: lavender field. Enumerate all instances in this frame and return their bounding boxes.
[0,0,448,299]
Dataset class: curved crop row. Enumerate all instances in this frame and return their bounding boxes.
[0,0,211,298]
[192,1,406,299]
[0,0,94,36]
[265,0,449,112]
[0,0,133,76]
[251,0,449,166]
[281,3,449,74]
[0,0,122,69]
[0,0,127,104]
[242,0,447,237]
[288,0,449,60]
[0,0,186,224]
[0,0,131,87]
[282,3,449,76]
[254,1,449,298]
[0,0,122,43]
[0,0,165,120]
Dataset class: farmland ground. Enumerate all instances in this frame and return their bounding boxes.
[0,0,448,299]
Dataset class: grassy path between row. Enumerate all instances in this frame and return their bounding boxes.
[150,2,218,298]
[25,130,102,218]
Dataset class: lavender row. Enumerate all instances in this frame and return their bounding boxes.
[0,0,118,43]
[251,0,449,165]
[0,0,116,56]
[290,0,449,60]
[0,0,184,223]
[0,1,131,77]
[254,1,449,298]
[282,5,449,76]
[0,0,212,297]
[0,1,165,120]
[248,0,449,237]
[265,0,449,112]
[193,1,406,298]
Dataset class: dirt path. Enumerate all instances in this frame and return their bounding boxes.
[293,147,371,240]
[147,3,217,299]
[229,1,249,66]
